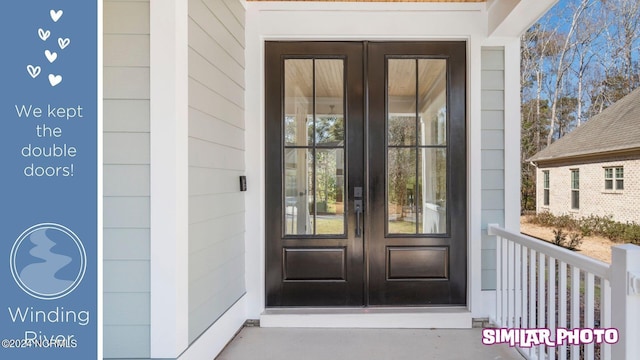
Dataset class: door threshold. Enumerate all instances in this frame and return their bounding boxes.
[260,307,471,329]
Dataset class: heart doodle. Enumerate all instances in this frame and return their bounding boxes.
[48,74,63,87]
[38,28,50,41]
[50,9,63,22]
[45,50,58,63]
[27,65,41,79]
[58,38,70,50]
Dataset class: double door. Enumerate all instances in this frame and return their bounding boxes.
[265,41,466,306]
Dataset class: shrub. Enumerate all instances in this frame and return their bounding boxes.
[527,212,640,245]
[552,228,567,246]
[566,232,583,251]
[530,211,556,227]
[622,223,640,244]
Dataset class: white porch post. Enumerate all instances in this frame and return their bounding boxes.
[611,244,640,360]
[502,37,521,231]
[149,0,190,357]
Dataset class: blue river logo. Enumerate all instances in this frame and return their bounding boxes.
[10,223,86,300]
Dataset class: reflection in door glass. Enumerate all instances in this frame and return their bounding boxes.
[284,149,313,235]
[388,148,417,234]
[284,59,313,147]
[387,58,447,235]
[417,148,447,233]
[315,149,345,234]
[388,59,416,146]
[418,59,447,146]
[315,60,345,145]
[283,59,346,236]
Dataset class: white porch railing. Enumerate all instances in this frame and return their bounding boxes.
[488,224,640,360]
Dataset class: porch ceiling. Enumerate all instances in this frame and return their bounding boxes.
[249,0,485,2]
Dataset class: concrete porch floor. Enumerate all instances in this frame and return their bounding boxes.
[216,327,523,360]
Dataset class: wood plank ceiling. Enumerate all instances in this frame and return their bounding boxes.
[247,0,487,2]
[250,0,485,2]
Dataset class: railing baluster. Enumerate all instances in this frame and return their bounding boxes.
[496,235,503,326]
[538,252,546,359]
[515,243,521,328]
[548,257,556,360]
[570,266,580,360]
[508,239,515,327]
[522,245,529,330]
[558,261,568,360]
[529,248,536,359]
[502,235,509,327]
[487,225,613,360]
[600,278,611,360]
[584,273,595,359]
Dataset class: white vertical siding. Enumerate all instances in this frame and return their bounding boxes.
[480,48,505,291]
[103,0,150,358]
[187,0,246,343]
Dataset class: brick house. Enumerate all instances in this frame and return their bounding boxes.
[529,87,640,223]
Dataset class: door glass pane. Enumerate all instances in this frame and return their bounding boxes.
[283,59,346,237]
[417,148,447,234]
[387,57,448,235]
[418,59,447,146]
[315,148,345,234]
[388,148,417,234]
[315,60,345,146]
[388,59,416,146]
[284,59,313,146]
[285,148,313,235]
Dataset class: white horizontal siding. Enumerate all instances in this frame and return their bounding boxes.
[103,1,150,358]
[104,293,150,325]
[103,228,150,260]
[481,189,505,210]
[188,20,245,87]
[104,68,150,99]
[189,193,245,224]
[189,254,245,311]
[104,165,150,196]
[103,133,150,164]
[189,138,245,170]
[480,48,505,291]
[480,150,504,170]
[481,169,504,190]
[223,0,246,27]
[201,0,245,47]
[189,213,245,253]
[104,1,150,35]
[480,90,504,111]
[104,260,151,292]
[103,100,150,133]
[187,0,246,344]
[189,233,245,283]
[104,35,150,67]
[189,107,244,149]
[103,326,149,359]
[189,48,245,108]
[189,0,244,67]
[481,110,504,130]
[481,130,504,150]
[189,168,244,196]
[104,197,150,228]
[189,79,244,129]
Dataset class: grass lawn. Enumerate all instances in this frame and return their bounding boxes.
[286,216,417,235]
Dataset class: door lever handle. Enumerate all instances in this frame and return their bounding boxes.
[354,200,363,237]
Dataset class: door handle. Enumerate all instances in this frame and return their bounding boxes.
[354,199,363,237]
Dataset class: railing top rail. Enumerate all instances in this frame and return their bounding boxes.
[488,224,610,279]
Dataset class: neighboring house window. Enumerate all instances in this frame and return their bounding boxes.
[543,170,550,206]
[571,169,579,210]
[605,166,624,190]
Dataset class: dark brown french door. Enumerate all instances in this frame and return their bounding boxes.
[265,41,466,307]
